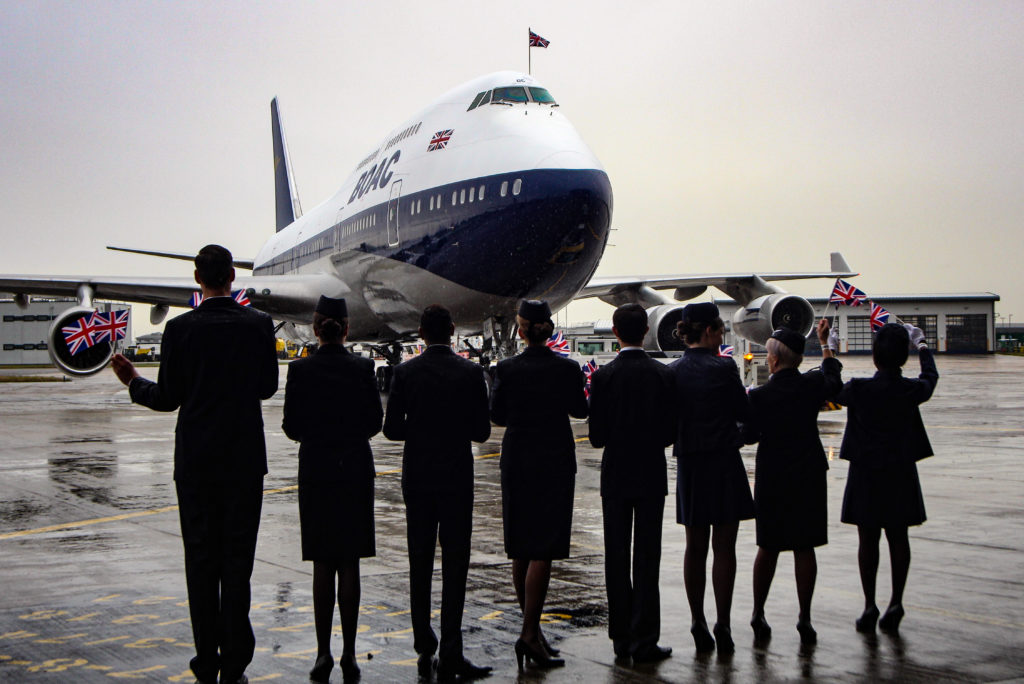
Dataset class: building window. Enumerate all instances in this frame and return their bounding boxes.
[500,181,508,197]
[512,178,522,196]
[900,314,938,349]
[946,313,988,352]
[846,316,873,352]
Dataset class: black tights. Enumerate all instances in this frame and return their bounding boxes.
[683,522,738,628]
[313,560,360,658]
[857,525,910,610]
[752,547,817,623]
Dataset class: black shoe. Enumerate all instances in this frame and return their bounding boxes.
[712,624,734,654]
[540,631,560,657]
[612,639,630,659]
[339,653,361,681]
[690,622,715,653]
[879,604,905,633]
[417,654,436,679]
[310,653,334,682]
[223,677,248,684]
[750,614,772,642]
[515,638,565,671]
[796,620,817,645]
[856,605,880,633]
[632,645,672,663]
[437,657,492,681]
[189,656,217,684]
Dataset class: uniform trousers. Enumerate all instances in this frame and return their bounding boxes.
[175,475,263,683]
[602,494,665,654]
[403,489,473,663]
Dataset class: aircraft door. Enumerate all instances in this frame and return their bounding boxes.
[386,180,402,247]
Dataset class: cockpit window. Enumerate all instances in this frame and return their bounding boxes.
[491,86,529,104]
[528,87,556,105]
[467,91,487,111]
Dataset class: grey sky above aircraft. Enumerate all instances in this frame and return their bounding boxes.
[0,71,852,377]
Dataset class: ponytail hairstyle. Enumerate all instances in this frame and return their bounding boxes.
[518,316,555,345]
[676,316,724,345]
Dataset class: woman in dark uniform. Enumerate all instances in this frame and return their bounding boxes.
[282,296,383,682]
[490,300,588,671]
[838,323,937,634]
[742,321,842,645]
[670,302,754,654]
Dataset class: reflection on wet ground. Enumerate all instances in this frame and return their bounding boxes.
[0,355,1022,681]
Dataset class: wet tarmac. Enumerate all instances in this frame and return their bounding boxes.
[1,355,1022,682]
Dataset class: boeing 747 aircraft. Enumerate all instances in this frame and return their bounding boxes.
[0,71,853,376]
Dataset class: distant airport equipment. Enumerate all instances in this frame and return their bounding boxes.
[1,71,852,376]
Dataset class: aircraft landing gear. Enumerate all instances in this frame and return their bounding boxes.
[485,315,518,362]
[372,341,404,392]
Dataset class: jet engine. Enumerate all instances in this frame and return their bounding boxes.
[641,304,688,353]
[731,294,815,346]
[47,307,116,377]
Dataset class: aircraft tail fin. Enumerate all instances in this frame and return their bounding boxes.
[271,97,302,232]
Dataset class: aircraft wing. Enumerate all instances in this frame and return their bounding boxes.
[577,252,857,307]
[0,272,343,321]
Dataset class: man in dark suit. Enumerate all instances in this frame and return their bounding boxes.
[112,245,279,684]
[382,305,492,681]
[588,304,676,662]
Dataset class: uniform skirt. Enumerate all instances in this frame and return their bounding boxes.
[676,448,755,526]
[501,469,575,560]
[755,466,827,550]
[841,459,927,528]
[298,478,375,562]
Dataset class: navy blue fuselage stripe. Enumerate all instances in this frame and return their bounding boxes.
[254,168,613,303]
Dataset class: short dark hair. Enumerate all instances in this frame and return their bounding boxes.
[420,304,453,343]
[194,244,233,289]
[613,304,648,345]
[873,323,909,370]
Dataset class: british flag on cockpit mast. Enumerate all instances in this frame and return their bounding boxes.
[91,310,130,344]
[62,314,100,355]
[546,330,570,356]
[427,129,453,152]
[830,279,867,307]
[869,302,891,331]
[718,343,735,358]
[528,30,550,48]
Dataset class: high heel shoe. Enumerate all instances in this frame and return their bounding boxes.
[796,620,817,645]
[855,605,880,633]
[712,623,734,654]
[690,621,715,653]
[879,604,905,633]
[540,631,560,657]
[515,638,565,672]
[750,614,772,642]
[309,653,334,683]
[339,653,361,681]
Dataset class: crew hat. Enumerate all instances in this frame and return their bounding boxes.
[315,296,348,320]
[518,299,552,324]
[769,328,806,355]
[681,302,719,325]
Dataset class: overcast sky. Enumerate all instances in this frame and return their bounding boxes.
[2,1,1021,334]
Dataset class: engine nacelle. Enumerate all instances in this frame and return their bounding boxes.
[47,307,116,377]
[731,294,815,346]
[642,304,688,353]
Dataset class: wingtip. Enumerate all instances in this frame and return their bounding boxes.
[830,252,852,274]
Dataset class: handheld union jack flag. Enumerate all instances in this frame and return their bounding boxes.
[583,358,598,399]
[91,310,130,344]
[718,343,735,358]
[62,313,100,355]
[189,292,204,308]
[233,289,252,307]
[546,331,570,356]
[529,30,550,48]
[870,302,891,331]
[427,130,453,152]
[830,279,867,307]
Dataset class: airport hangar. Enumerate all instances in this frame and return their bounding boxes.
[562,292,1000,358]
[1,292,999,367]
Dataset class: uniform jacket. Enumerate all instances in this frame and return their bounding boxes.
[670,346,749,458]
[282,344,383,484]
[490,345,589,476]
[129,296,279,481]
[588,349,677,498]
[837,349,938,467]
[382,345,490,494]
[742,357,843,476]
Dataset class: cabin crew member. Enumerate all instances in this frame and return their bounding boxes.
[588,304,676,662]
[490,299,589,671]
[742,321,842,645]
[382,305,492,681]
[111,245,278,684]
[282,296,382,682]
[839,323,938,634]
[670,302,754,654]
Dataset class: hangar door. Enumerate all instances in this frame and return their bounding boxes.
[946,314,988,352]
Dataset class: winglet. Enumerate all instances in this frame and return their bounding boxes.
[272,97,302,232]
[830,252,853,275]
